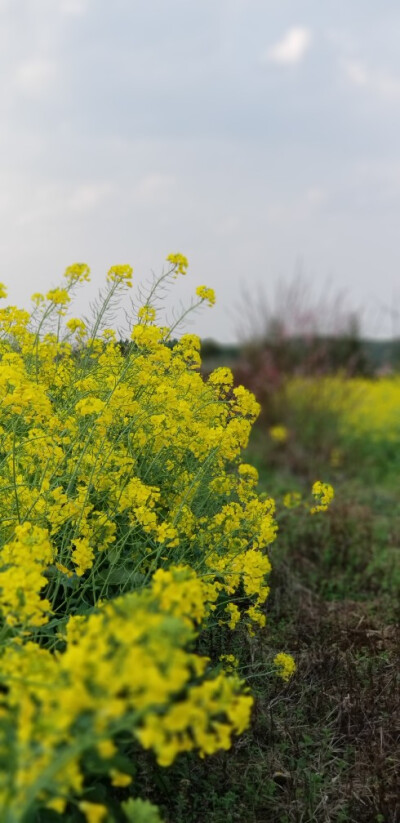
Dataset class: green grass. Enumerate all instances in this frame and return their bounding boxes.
[121,425,400,823]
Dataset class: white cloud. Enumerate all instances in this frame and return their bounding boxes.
[14,181,114,227]
[325,28,358,54]
[306,186,326,207]
[15,58,57,98]
[213,216,241,237]
[263,26,312,66]
[343,59,400,101]
[68,183,114,213]
[134,173,176,205]
[59,0,89,16]
[344,60,368,88]
[265,203,286,222]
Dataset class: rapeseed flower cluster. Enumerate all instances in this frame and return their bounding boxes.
[310,481,335,514]
[274,652,297,682]
[0,254,295,821]
[269,424,289,443]
[287,376,400,445]
[195,285,216,306]
[0,568,252,819]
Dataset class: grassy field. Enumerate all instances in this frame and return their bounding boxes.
[132,426,399,823]
[130,362,400,823]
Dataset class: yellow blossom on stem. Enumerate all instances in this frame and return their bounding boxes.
[138,304,157,323]
[64,262,91,283]
[225,602,241,629]
[106,264,133,287]
[75,397,106,416]
[283,491,302,509]
[110,769,133,787]
[31,292,45,305]
[196,285,216,306]
[310,481,335,514]
[0,523,55,627]
[46,288,71,306]
[131,325,164,348]
[66,317,87,334]
[274,653,297,682]
[166,252,189,275]
[78,801,108,823]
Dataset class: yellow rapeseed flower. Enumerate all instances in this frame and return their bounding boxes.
[46,288,71,305]
[310,481,335,514]
[78,802,108,823]
[196,285,216,306]
[106,264,133,287]
[274,652,296,682]
[269,424,288,443]
[166,252,189,275]
[64,262,91,283]
[110,769,133,787]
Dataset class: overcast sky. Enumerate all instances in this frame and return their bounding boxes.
[1,0,400,340]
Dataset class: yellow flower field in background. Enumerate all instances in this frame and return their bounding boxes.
[287,375,400,443]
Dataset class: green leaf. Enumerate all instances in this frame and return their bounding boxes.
[121,797,164,823]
